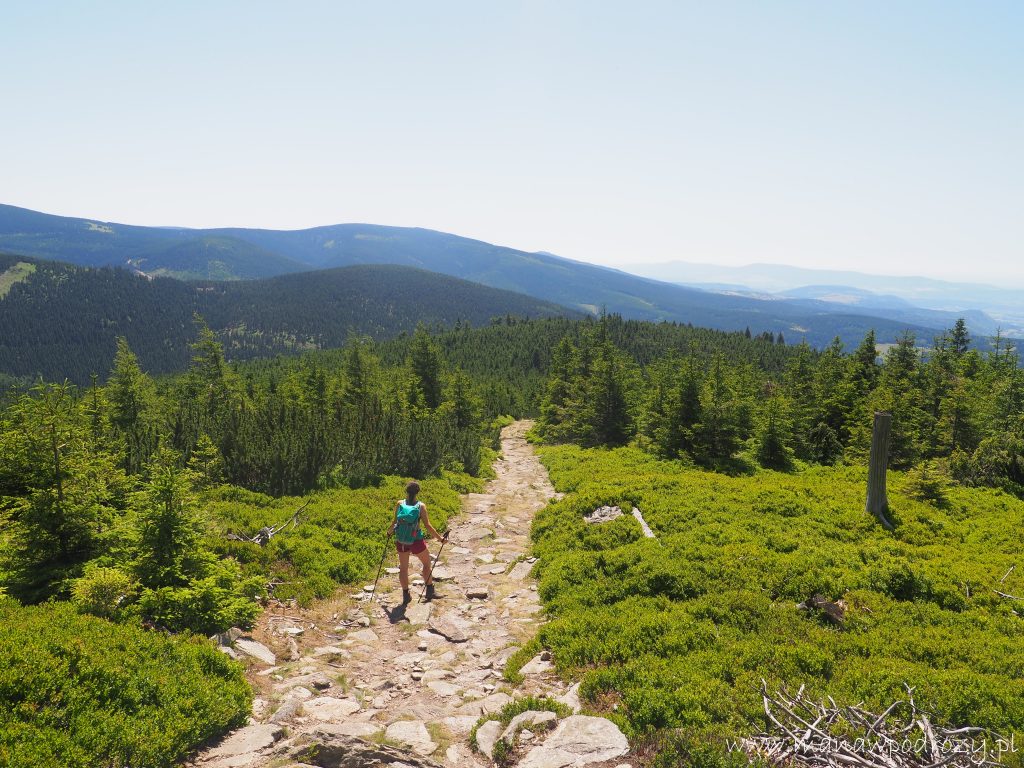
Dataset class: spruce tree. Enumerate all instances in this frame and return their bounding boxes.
[409,325,444,409]
[107,337,159,475]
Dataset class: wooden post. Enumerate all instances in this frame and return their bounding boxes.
[866,411,894,530]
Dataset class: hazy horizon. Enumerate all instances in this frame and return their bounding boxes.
[2,2,1021,283]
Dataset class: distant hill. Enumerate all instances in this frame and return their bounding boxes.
[0,253,576,383]
[625,259,1024,337]
[0,204,972,348]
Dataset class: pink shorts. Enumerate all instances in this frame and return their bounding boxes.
[396,540,427,555]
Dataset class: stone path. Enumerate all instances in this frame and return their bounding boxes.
[187,420,631,768]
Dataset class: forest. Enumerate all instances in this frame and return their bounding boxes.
[2,312,1022,766]
[0,252,571,384]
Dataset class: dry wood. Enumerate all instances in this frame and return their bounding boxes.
[226,499,310,546]
[744,685,1005,768]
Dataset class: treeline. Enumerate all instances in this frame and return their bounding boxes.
[538,318,1024,492]
[0,253,571,383]
[238,314,805,419]
[0,319,487,628]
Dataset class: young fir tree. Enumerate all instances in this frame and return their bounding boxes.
[812,336,851,439]
[695,354,741,462]
[756,387,794,470]
[539,336,579,439]
[131,447,209,590]
[107,337,159,475]
[782,341,817,459]
[409,325,444,410]
[646,356,703,458]
[1,383,127,602]
[584,340,631,447]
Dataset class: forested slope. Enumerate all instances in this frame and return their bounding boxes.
[0,204,952,348]
[0,254,575,383]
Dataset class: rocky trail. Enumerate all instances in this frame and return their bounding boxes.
[188,420,633,768]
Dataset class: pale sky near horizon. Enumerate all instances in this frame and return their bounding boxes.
[1,2,1021,282]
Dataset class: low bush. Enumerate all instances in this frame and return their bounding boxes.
[0,598,250,768]
[531,444,1024,759]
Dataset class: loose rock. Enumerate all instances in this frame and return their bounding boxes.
[428,613,469,642]
[518,715,629,768]
[385,719,437,756]
[302,696,361,720]
[475,719,504,759]
[234,638,276,666]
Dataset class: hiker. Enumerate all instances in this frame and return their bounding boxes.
[388,481,447,604]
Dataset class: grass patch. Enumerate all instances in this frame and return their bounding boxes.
[0,261,35,298]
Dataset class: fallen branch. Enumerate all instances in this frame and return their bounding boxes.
[993,590,1024,601]
[744,684,1005,768]
[226,500,310,546]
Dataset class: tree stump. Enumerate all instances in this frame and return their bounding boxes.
[866,411,894,530]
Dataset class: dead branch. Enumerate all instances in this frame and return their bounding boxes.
[226,500,310,546]
[743,684,1004,768]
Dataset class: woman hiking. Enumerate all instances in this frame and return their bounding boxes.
[388,481,447,604]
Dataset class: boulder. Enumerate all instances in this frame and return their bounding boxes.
[348,628,379,645]
[426,680,461,697]
[583,505,624,524]
[518,715,629,768]
[277,732,444,768]
[385,719,437,756]
[234,638,276,665]
[475,719,504,759]
[499,710,558,744]
[405,602,432,624]
[269,697,303,723]
[466,585,489,600]
[303,696,361,720]
[311,722,384,738]
[203,723,284,760]
[441,715,479,737]
[519,653,554,676]
[428,613,468,643]
[556,682,582,713]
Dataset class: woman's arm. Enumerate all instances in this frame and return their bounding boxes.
[386,503,399,536]
[419,504,447,541]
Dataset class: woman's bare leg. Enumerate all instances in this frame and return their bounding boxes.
[415,547,433,585]
[398,550,411,591]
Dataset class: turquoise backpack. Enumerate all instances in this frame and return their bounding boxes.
[395,501,423,545]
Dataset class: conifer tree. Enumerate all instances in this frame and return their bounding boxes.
[409,325,444,409]
[1,383,127,602]
[756,387,794,470]
[107,337,159,475]
[695,354,741,461]
[132,447,207,590]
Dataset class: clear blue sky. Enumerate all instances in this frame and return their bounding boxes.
[2,1,1021,281]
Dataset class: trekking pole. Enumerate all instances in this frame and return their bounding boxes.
[418,530,449,603]
[368,532,392,603]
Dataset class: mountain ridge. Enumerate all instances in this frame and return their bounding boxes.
[0,204,988,348]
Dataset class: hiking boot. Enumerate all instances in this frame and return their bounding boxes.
[424,583,436,601]
[401,589,412,605]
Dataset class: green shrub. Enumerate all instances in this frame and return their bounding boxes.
[0,598,250,768]
[70,565,135,619]
[529,443,1024,758]
[904,460,951,504]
